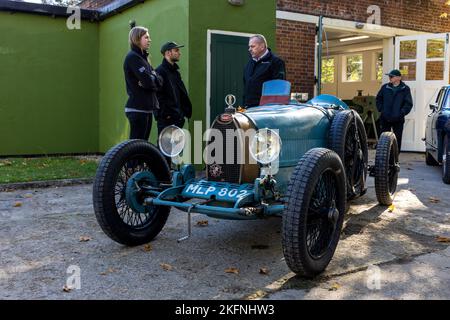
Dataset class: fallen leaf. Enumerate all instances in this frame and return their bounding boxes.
[436,236,450,243]
[143,244,152,252]
[13,202,22,207]
[388,204,395,212]
[259,267,269,275]
[196,220,209,227]
[429,196,440,203]
[247,290,266,300]
[62,285,73,292]
[79,236,92,242]
[328,283,341,291]
[100,268,117,275]
[160,263,173,271]
[225,267,239,274]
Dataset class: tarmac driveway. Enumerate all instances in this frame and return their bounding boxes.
[0,152,449,299]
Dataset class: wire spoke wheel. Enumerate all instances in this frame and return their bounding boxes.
[282,148,346,278]
[93,140,171,246]
[374,132,399,205]
[329,110,368,199]
[114,156,157,229]
[306,170,339,259]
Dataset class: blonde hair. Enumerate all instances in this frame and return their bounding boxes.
[129,26,149,49]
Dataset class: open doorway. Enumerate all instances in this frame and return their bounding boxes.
[320,28,389,145]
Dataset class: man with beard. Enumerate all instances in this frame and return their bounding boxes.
[155,41,192,136]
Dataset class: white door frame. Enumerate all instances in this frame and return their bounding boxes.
[206,30,254,128]
[395,33,449,152]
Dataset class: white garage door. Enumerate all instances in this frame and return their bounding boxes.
[395,33,449,152]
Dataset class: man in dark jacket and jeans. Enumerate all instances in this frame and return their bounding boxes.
[243,34,286,108]
[155,42,192,136]
[376,69,413,151]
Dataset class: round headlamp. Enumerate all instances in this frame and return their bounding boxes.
[249,129,281,165]
[158,125,186,158]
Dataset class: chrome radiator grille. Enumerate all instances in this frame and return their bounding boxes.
[206,119,241,184]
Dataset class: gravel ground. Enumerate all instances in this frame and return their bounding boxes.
[0,152,449,299]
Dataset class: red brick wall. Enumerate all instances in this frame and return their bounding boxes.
[276,19,317,99]
[277,0,450,33]
[79,0,115,9]
[276,0,450,97]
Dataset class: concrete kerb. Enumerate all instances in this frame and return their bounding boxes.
[0,178,94,192]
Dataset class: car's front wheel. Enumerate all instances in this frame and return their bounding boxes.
[282,148,346,278]
[374,132,400,205]
[93,140,171,246]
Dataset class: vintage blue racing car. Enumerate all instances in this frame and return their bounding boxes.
[93,80,400,277]
[425,85,450,184]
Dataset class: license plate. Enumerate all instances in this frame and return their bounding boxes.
[182,181,252,202]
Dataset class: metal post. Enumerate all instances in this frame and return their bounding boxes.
[317,15,324,96]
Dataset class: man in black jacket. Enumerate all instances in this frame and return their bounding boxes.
[376,69,413,151]
[155,42,192,136]
[243,34,286,108]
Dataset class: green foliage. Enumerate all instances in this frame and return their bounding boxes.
[346,54,363,82]
[376,52,383,81]
[321,58,335,84]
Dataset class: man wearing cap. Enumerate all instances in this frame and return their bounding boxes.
[376,69,413,151]
[155,41,192,136]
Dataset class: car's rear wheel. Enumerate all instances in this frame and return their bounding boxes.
[442,135,450,184]
[93,140,171,246]
[282,148,346,278]
[329,110,368,199]
[374,132,400,205]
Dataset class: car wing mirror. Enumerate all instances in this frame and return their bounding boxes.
[430,103,438,111]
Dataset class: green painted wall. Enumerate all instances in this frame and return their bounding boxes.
[98,0,189,152]
[0,12,99,156]
[0,0,275,156]
[188,0,276,131]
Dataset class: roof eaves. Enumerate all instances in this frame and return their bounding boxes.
[97,0,145,21]
[0,0,100,21]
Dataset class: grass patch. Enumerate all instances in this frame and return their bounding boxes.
[0,156,100,184]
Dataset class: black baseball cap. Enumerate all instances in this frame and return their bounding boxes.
[386,69,402,77]
[160,41,184,54]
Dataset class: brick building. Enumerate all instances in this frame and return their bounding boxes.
[276,0,450,151]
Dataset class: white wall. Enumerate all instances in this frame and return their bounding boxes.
[321,41,384,100]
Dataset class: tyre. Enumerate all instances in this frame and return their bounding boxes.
[425,149,439,166]
[442,135,450,184]
[93,140,171,246]
[282,148,346,278]
[374,132,400,205]
[329,110,368,199]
